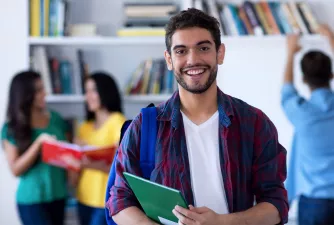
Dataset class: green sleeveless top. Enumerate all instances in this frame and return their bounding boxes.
[1,111,69,204]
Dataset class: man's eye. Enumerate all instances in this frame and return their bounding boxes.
[176,49,185,54]
[200,47,210,51]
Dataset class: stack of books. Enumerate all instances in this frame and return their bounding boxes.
[125,58,177,95]
[29,0,69,37]
[183,0,319,36]
[117,2,179,37]
[30,46,89,95]
[220,1,319,36]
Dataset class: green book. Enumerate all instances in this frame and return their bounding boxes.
[123,172,188,224]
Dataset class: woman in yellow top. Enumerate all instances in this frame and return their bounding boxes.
[74,72,126,225]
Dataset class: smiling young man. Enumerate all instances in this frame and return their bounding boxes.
[107,8,288,225]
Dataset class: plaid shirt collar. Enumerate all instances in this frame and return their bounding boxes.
[157,86,233,128]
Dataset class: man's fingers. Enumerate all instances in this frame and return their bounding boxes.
[173,209,194,225]
[175,205,201,220]
[189,206,209,214]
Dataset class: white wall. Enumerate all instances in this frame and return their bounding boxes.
[0,1,29,225]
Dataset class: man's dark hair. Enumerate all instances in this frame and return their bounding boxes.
[165,8,221,54]
[301,51,333,88]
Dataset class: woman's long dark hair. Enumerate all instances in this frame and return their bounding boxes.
[86,72,123,121]
[6,71,41,155]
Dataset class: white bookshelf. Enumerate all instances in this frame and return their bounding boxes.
[45,94,85,103]
[27,0,334,123]
[29,36,166,46]
[29,35,324,46]
[123,94,172,103]
[45,94,172,103]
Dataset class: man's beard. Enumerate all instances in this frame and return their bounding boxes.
[174,64,217,94]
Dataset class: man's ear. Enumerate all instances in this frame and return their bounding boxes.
[164,50,173,70]
[217,44,225,65]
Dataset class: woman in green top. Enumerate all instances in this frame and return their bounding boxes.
[1,71,69,225]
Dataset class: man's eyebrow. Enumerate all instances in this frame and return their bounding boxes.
[197,40,212,45]
[173,45,186,50]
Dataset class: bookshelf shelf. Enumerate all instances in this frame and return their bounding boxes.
[29,36,166,46]
[123,94,172,103]
[46,94,172,103]
[46,95,85,103]
[29,34,323,46]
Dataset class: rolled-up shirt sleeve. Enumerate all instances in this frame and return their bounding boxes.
[106,114,143,217]
[281,83,305,126]
[252,110,289,224]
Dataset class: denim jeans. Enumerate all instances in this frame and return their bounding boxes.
[17,198,65,225]
[298,195,334,225]
[77,202,107,225]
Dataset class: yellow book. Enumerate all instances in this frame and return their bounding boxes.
[299,2,319,34]
[254,3,272,35]
[30,0,41,36]
[140,59,153,94]
[281,3,300,34]
[117,28,165,37]
[44,0,50,36]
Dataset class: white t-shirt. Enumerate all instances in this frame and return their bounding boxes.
[181,111,229,214]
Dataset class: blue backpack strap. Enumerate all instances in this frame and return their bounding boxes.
[105,120,133,225]
[140,106,157,179]
[105,106,157,225]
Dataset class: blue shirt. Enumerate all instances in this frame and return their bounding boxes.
[281,83,334,202]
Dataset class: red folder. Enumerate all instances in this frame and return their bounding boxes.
[42,141,117,171]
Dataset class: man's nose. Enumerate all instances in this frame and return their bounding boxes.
[186,49,199,65]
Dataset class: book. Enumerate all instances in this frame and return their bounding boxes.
[123,172,188,224]
[31,46,52,94]
[243,1,265,36]
[42,141,117,171]
[116,27,166,37]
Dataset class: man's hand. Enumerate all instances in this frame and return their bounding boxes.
[318,24,334,52]
[287,34,301,56]
[284,34,300,83]
[172,205,221,225]
[318,24,334,39]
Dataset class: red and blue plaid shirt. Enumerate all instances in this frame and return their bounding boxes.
[106,87,288,224]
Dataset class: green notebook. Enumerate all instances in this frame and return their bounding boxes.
[123,172,188,224]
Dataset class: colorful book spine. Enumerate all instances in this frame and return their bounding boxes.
[59,60,73,94]
[254,3,271,35]
[260,1,280,35]
[269,2,286,34]
[224,5,239,36]
[289,2,309,34]
[43,0,50,36]
[49,0,58,36]
[243,1,264,36]
[281,3,301,34]
[298,2,319,34]
[30,0,41,36]
[239,6,254,35]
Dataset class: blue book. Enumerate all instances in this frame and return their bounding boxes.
[269,2,285,34]
[59,60,73,94]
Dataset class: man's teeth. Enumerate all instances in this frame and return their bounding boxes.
[186,69,205,75]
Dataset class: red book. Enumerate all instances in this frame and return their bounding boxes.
[42,141,117,171]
